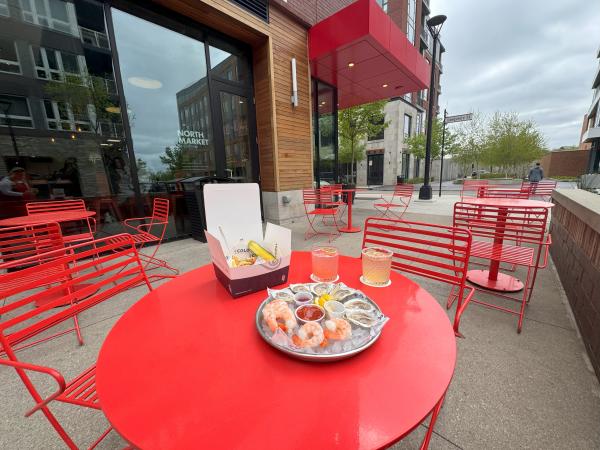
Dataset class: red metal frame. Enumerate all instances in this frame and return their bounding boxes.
[122,197,178,280]
[0,234,152,449]
[302,188,342,242]
[476,186,530,199]
[362,217,473,449]
[373,184,413,219]
[453,202,552,332]
[26,200,96,244]
[521,179,557,202]
[460,179,489,201]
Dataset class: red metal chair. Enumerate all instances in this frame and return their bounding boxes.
[521,179,557,202]
[26,200,96,244]
[321,183,346,219]
[122,197,178,279]
[0,223,84,351]
[460,179,489,200]
[476,185,530,199]
[362,217,474,450]
[373,184,413,219]
[303,188,342,241]
[452,202,552,332]
[0,234,152,449]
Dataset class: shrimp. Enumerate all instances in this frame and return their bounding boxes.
[292,322,325,348]
[323,318,352,340]
[263,300,297,334]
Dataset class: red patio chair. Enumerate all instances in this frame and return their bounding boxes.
[0,234,152,449]
[476,185,530,199]
[121,197,178,279]
[0,223,84,351]
[521,179,557,202]
[452,202,552,332]
[362,217,474,450]
[26,200,96,244]
[321,183,346,219]
[460,179,489,200]
[303,188,342,241]
[373,184,413,219]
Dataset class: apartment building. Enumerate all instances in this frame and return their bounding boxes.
[580,45,600,173]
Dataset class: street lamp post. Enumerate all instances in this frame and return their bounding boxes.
[418,14,446,200]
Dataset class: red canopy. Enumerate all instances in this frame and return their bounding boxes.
[309,0,430,108]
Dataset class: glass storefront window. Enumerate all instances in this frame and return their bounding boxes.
[112,8,215,186]
[312,79,337,186]
[209,44,248,83]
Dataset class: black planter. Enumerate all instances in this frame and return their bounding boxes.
[342,183,356,204]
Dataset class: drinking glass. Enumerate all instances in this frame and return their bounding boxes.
[361,247,393,286]
[311,245,339,282]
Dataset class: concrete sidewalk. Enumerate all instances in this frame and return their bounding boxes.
[1,202,599,449]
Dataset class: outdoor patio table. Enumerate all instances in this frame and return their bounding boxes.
[338,188,362,233]
[0,210,96,227]
[461,197,553,292]
[95,251,456,450]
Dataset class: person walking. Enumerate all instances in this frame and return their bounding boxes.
[528,162,544,182]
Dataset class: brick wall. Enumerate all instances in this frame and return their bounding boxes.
[550,189,600,380]
[540,149,589,177]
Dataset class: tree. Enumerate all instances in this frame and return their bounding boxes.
[159,143,187,176]
[338,101,388,184]
[44,74,118,135]
[405,117,458,161]
[483,112,546,177]
[453,112,487,176]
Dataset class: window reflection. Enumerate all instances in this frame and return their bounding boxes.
[220,92,251,180]
[209,44,247,83]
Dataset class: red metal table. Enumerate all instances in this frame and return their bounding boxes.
[0,210,95,227]
[338,188,362,233]
[461,197,553,292]
[96,252,456,449]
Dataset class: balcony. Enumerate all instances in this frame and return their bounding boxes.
[79,26,110,50]
[582,126,600,143]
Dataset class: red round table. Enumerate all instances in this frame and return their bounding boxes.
[0,210,95,227]
[96,252,456,449]
[461,197,553,292]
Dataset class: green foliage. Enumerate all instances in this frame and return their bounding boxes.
[451,112,547,178]
[338,101,389,183]
[405,117,458,160]
[159,143,187,175]
[44,74,117,134]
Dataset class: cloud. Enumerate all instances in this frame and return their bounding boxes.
[431,0,600,148]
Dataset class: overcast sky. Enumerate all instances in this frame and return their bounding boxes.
[430,0,599,149]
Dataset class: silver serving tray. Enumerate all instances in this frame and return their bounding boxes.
[255,291,384,362]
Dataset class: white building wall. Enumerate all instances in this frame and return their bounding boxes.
[357,99,421,186]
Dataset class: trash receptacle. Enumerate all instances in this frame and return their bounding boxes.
[181,176,236,242]
[397,176,405,184]
[342,183,356,204]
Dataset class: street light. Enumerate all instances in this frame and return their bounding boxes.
[418,14,446,200]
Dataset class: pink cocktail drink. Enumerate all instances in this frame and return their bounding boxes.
[361,247,393,286]
[311,245,339,282]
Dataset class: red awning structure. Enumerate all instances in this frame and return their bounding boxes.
[309,0,430,109]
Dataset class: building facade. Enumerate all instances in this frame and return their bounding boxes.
[580,45,600,173]
[0,0,432,234]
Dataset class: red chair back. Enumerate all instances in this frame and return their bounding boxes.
[476,186,529,199]
[26,199,87,215]
[151,197,170,222]
[461,180,488,199]
[391,184,414,201]
[303,188,336,206]
[521,180,557,200]
[453,202,548,245]
[0,235,150,353]
[0,223,64,269]
[362,217,472,333]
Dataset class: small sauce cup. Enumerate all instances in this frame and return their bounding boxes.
[294,291,314,307]
[324,300,345,319]
[295,304,325,324]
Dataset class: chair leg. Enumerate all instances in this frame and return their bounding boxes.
[420,393,446,450]
[517,268,533,333]
[72,315,84,346]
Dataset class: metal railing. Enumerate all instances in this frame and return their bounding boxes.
[79,26,109,49]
